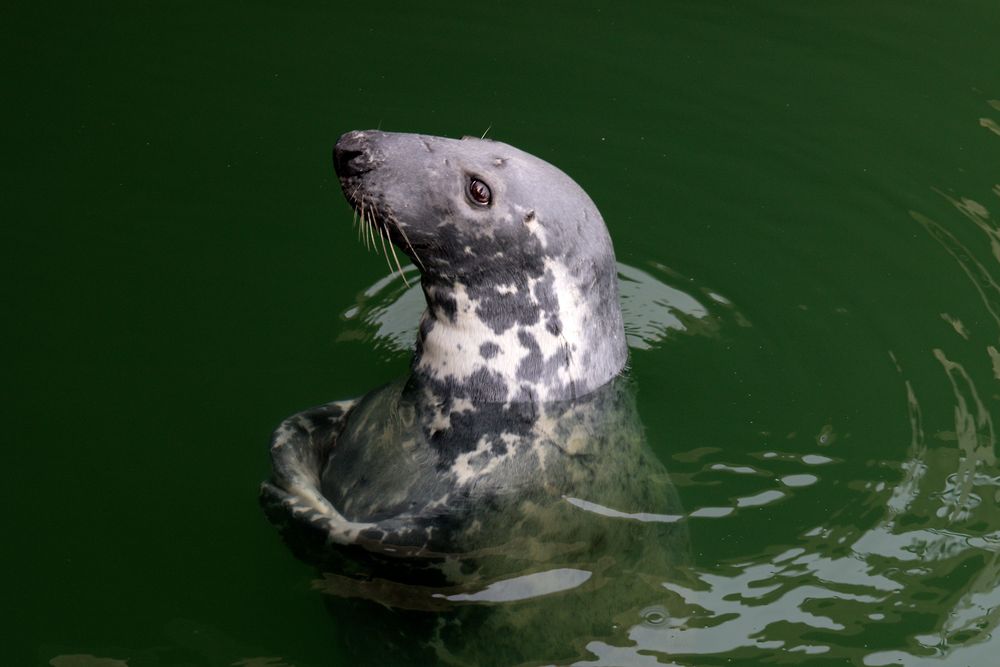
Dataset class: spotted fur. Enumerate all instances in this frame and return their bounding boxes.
[335,130,627,403]
[261,132,675,565]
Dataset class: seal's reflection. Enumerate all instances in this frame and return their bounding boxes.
[266,372,688,666]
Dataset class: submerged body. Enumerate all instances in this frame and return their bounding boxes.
[262,372,684,591]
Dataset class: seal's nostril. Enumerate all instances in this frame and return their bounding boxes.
[333,131,371,177]
[333,146,365,176]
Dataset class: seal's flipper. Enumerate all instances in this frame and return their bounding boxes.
[260,399,376,551]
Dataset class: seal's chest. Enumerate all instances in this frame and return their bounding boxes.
[320,390,549,524]
[317,376,659,537]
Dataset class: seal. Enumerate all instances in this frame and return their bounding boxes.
[260,130,690,667]
[260,131,676,564]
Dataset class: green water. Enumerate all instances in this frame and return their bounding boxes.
[5,1,1000,665]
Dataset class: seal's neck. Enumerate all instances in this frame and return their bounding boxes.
[411,258,627,403]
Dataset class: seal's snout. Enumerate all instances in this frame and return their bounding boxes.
[333,131,374,178]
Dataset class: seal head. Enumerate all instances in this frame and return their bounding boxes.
[334,130,627,403]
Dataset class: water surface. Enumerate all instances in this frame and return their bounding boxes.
[4,1,1000,665]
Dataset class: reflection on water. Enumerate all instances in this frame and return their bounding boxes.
[612,190,1000,664]
[340,262,738,361]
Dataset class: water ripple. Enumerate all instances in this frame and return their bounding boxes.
[339,261,740,359]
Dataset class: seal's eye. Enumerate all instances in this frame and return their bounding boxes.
[468,178,492,206]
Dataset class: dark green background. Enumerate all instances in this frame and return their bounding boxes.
[4,1,1000,665]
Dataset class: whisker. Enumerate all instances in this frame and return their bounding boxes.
[367,209,378,252]
[356,201,362,242]
[359,199,368,249]
[394,220,426,270]
[379,225,393,272]
[373,205,394,273]
[350,195,417,288]
[481,124,492,140]
[349,182,363,218]
[387,233,410,288]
